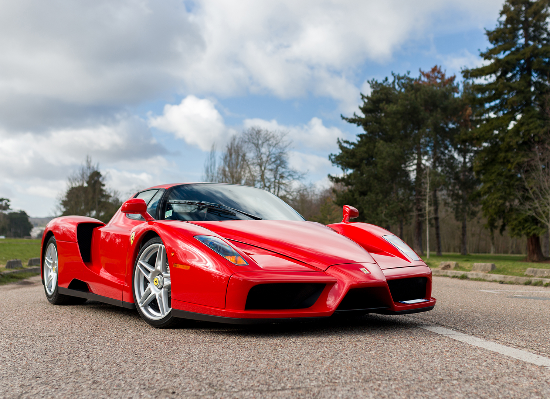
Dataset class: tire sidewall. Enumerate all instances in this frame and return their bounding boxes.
[132,237,174,328]
[43,236,60,303]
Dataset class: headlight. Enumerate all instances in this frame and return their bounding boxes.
[195,235,248,265]
[382,235,420,261]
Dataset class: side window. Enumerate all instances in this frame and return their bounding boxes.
[127,190,158,220]
[147,190,164,219]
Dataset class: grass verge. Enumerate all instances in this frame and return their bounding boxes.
[0,271,40,285]
[0,238,41,267]
[424,253,550,277]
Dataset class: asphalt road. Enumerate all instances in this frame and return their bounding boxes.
[1,276,549,398]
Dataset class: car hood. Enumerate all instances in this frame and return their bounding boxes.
[190,220,376,271]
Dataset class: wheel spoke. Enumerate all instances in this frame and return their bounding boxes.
[139,287,155,307]
[46,274,53,287]
[45,257,52,268]
[155,245,166,272]
[162,272,171,290]
[157,291,169,316]
[137,262,152,281]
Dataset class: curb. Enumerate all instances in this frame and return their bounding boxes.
[432,269,550,286]
[0,267,40,277]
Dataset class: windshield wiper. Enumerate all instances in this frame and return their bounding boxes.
[168,200,262,220]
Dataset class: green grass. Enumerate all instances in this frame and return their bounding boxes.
[0,271,40,285]
[0,238,42,269]
[423,253,550,277]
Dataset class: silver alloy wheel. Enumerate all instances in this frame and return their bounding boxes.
[44,242,58,296]
[134,243,171,320]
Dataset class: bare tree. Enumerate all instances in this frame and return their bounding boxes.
[202,127,302,197]
[242,127,302,196]
[218,135,248,184]
[521,142,550,257]
[202,144,218,182]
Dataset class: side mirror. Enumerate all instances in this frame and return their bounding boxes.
[121,199,154,222]
[342,205,359,223]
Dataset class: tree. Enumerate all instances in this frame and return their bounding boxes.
[5,211,33,238]
[417,66,461,256]
[447,87,480,255]
[333,69,461,253]
[520,141,550,248]
[286,184,341,224]
[58,156,121,223]
[331,75,414,240]
[0,198,9,211]
[462,0,550,261]
[203,127,302,197]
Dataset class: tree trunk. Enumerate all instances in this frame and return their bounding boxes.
[414,145,423,254]
[432,188,442,256]
[399,218,404,239]
[526,235,545,262]
[461,215,467,255]
[543,229,549,258]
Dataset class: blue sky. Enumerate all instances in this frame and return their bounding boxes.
[0,0,503,216]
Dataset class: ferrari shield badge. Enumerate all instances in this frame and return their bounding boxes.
[130,231,135,245]
[360,267,370,274]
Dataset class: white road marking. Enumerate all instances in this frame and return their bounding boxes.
[422,326,550,369]
[480,289,550,294]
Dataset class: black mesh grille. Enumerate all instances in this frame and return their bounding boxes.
[245,283,325,310]
[336,287,389,311]
[387,277,427,302]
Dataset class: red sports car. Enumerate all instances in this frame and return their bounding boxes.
[41,183,435,327]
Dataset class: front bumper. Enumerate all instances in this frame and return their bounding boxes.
[170,264,436,323]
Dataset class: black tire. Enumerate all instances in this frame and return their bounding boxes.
[133,237,176,328]
[43,236,87,305]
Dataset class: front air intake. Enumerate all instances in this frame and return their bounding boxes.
[245,283,325,310]
[336,287,389,311]
[387,277,427,302]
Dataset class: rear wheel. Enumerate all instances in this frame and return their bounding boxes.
[133,237,175,328]
[43,236,86,305]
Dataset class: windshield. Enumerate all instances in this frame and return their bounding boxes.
[163,184,304,222]
[163,183,304,221]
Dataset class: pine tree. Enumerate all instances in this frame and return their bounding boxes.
[463,0,550,261]
[330,74,415,244]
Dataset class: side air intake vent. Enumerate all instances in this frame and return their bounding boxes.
[245,283,325,310]
[68,279,90,292]
[336,287,389,311]
[387,277,427,302]
[76,223,103,263]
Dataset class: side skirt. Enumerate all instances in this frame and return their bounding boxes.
[58,287,135,310]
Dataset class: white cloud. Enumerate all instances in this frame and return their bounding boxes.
[244,117,344,151]
[0,0,504,131]
[289,151,332,174]
[149,95,235,151]
[0,0,203,132]
[438,49,485,75]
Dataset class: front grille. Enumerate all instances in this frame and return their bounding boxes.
[336,287,389,311]
[245,283,325,310]
[387,277,427,302]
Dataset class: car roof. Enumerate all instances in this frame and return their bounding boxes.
[142,182,226,191]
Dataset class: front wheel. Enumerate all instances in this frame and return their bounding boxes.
[43,236,86,305]
[133,237,176,328]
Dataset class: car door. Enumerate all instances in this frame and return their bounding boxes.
[91,189,163,300]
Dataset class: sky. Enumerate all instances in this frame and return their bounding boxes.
[0,0,505,217]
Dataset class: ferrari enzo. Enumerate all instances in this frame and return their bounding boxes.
[41,183,435,327]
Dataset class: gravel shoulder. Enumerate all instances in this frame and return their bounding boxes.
[1,276,549,398]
